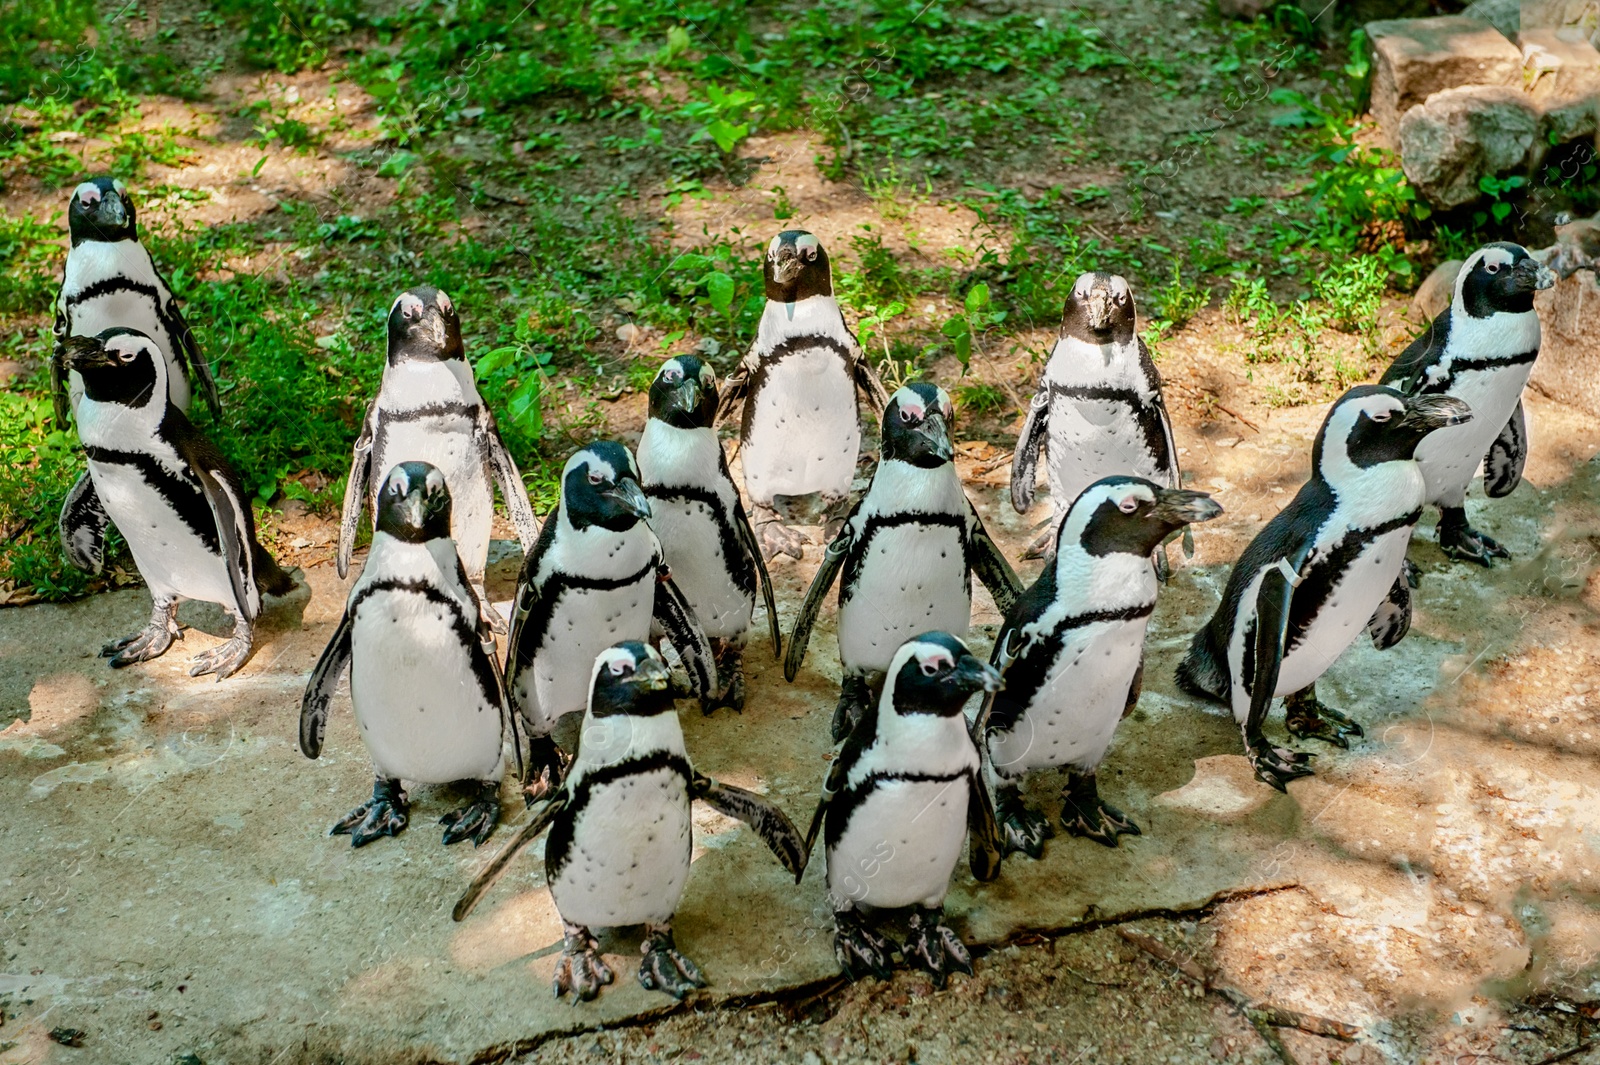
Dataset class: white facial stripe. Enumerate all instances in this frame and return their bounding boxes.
[1072,272,1096,297]
[424,467,446,493]
[593,645,640,681]
[794,233,819,251]
[111,179,126,195]
[73,182,100,203]
[766,235,784,258]
[435,290,453,314]
[568,452,617,481]
[394,293,425,319]
[386,466,410,495]
[699,364,715,386]
[1110,276,1130,297]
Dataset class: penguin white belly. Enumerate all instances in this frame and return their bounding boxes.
[1276,526,1411,695]
[741,350,860,503]
[67,294,187,412]
[652,497,750,639]
[349,589,502,783]
[1046,398,1158,508]
[987,618,1147,778]
[520,578,655,728]
[829,777,969,911]
[551,769,692,928]
[1413,365,1532,507]
[375,418,493,577]
[837,523,970,674]
[90,460,235,607]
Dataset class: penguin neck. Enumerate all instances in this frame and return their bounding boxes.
[1051,538,1158,611]
[862,698,977,775]
[1444,302,1540,361]
[1316,451,1426,532]
[1046,334,1144,389]
[864,458,965,516]
[65,237,152,285]
[76,381,167,450]
[638,419,723,489]
[554,505,656,572]
[569,703,685,788]
[357,531,464,593]
[378,357,480,408]
[757,294,850,348]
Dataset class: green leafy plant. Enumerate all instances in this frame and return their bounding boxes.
[939,283,1007,371]
[1475,174,1527,226]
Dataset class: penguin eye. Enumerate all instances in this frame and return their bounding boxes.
[662,366,682,383]
[1118,497,1139,514]
[117,348,136,363]
[1486,263,1500,275]
[609,660,630,677]
[588,471,605,485]
[920,660,940,676]
[1370,410,1393,423]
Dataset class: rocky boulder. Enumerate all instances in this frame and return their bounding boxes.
[1368,16,1524,146]
[1531,269,1600,417]
[1521,28,1600,167]
[1398,85,1540,207]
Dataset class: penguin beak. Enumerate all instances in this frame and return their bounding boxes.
[97,189,127,227]
[1084,285,1115,334]
[632,656,671,692]
[1152,488,1224,527]
[952,654,1002,695]
[770,246,803,285]
[664,376,704,422]
[64,335,114,371]
[1513,256,1556,292]
[1399,394,1473,432]
[604,477,653,520]
[917,411,954,464]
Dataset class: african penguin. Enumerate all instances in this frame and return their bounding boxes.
[1011,273,1181,562]
[977,477,1221,857]
[715,230,890,560]
[785,383,1021,742]
[451,641,806,1002]
[637,354,781,712]
[60,329,294,679]
[54,178,222,576]
[1176,386,1472,790]
[338,286,540,629]
[301,462,520,848]
[505,442,717,797]
[1379,242,1555,567]
[799,631,1002,986]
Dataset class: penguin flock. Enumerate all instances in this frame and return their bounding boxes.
[44,177,1558,999]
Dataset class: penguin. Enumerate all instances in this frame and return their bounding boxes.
[975,477,1222,857]
[715,230,890,560]
[53,177,222,575]
[300,461,521,848]
[637,354,781,712]
[451,641,806,1002]
[798,631,1003,986]
[59,329,295,679]
[337,286,540,628]
[505,442,717,797]
[1175,386,1473,790]
[784,383,1022,742]
[1010,272,1181,563]
[1378,242,1556,567]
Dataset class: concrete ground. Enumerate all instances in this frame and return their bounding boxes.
[2,390,1599,1065]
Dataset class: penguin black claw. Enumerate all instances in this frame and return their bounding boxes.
[552,924,614,1002]
[1284,690,1364,750]
[830,675,872,744]
[1437,516,1511,567]
[1403,558,1423,589]
[832,910,895,983]
[755,510,808,562]
[440,783,500,847]
[186,619,254,680]
[331,778,410,847]
[903,906,973,989]
[994,791,1054,859]
[637,926,707,999]
[521,736,568,807]
[102,600,181,666]
[1060,771,1141,848]
[1245,742,1314,793]
[706,653,746,715]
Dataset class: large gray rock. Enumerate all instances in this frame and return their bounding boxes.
[1412,258,1464,321]
[1531,262,1600,417]
[1368,16,1524,146]
[1521,27,1600,164]
[1398,84,1540,207]
[1465,0,1523,38]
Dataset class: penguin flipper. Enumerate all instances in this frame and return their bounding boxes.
[732,497,782,656]
[966,772,1003,883]
[852,348,891,412]
[652,565,718,701]
[452,795,567,922]
[336,403,376,580]
[451,551,524,781]
[1243,549,1315,791]
[504,515,559,707]
[161,284,221,418]
[1483,398,1527,499]
[187,449,257,624]
[1380,310,1451,395]
[783,523,854,682]
[1366,570,1413,651]
[798,754,848,883]
[300,610,353,759]
[478,405,541,551]
[966,507,1022,616]
[691,771,807,878]
[1140,336,1181,484]
[1009,387,1049,515]
[50,291,70,430]
[714,357,750,427]
[58,470,110,575]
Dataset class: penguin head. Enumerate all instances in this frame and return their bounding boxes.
[1456,242,1555,318]
[562,441,651,532]
[386,286,464,364]
[887,632,1001,718]
[1317,385,1474,472]
[764,230,832,302]
[374,462,452,543]
[647,355,718,430]
[1060,476,1223,559]
[880,382,955,468]
[63,328,164,407]
[68,178,137,246]
[588,641,674,718]
[1060,272,1135,344]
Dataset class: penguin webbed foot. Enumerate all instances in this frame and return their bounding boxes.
[187,613,254,680]
[995,789,1054,859]
[757,519,808,562]
[830,675,872,743]
[902,906,973,990]
[473,583,508,636]
[1284,689,1364,750]
[704,643,745,715]
[1403,558,1422,589]
[331,778,410,847]
[832,909,895,983]
[1153,545,1171,584]
[1244,739,1314,793]
[102,600,181,667]
[1060,772,1141,848]
[636,925,707,999]
[1020,523,1056,562]
[440,782,500,847]
[521,734,569,807]
[1438,512,1511,567]
[553,924,614,1002]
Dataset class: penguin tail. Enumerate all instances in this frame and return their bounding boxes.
[253,543,297,598]
[1175,628,1228,705]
